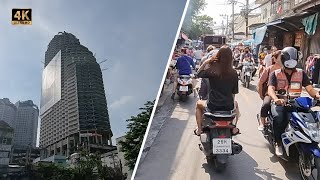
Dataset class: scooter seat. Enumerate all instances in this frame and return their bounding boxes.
[180,75,191,78]
[204,111,237,119]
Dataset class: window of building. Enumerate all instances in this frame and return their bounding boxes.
[2,138,7,144]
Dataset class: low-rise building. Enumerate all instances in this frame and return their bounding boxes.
[116,136,132,180]
[101,149,120,168]
[0,121,14,177]
[10,145,40,166]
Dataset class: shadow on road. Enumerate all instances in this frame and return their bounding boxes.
[239,83,258,93]
[269,154,300,180]
[202,151,264,180]
[201,150,298,180]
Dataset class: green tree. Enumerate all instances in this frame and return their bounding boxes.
[188,15,214,39]
[34,163,75,180]
[118,100,155,170]
[182,0,207,32]
[33,150,125,180]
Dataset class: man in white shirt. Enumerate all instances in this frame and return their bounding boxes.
[264,46,277,67]
[194,46,203,61]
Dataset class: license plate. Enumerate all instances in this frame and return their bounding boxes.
[212,138,232,154]
[179,86,188,91]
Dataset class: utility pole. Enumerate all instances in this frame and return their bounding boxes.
[228,0,236,41]
[220,14,228,36]
[245,0,249,39]
[226,15,229,36]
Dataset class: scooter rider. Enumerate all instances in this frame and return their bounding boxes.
[268,47,320,156]
[171,48,196,100]
[236,46,257,77]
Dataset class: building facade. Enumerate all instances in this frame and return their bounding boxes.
[252,0,320,67]
[0,121,14,176]
[101,150,121,168]
[116,136,132,180]
[39,31,113,158]
[0,98,17,127]
[10,145,40,166]
[232,13,261,40]
[14,101,39,148]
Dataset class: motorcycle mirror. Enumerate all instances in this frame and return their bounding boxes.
[278,89,286,95]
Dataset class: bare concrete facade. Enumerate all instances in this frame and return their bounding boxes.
[39,32,113,158]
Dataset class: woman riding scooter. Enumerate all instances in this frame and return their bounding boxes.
[194,46,240,136]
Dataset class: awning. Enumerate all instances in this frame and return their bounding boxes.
[252,17,304,45]
[253,25,267,45]
[302,12,319,35]
[243,39,254,46]
[180,32,188,40]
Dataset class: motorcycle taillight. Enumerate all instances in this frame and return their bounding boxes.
[217,135,226,138]
[211,120,233,128]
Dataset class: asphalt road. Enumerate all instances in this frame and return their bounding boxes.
[134,78,302,180]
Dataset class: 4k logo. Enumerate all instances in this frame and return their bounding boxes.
[12,9,32,25]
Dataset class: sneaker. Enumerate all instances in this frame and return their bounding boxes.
[171,93,175,100]
[275,144,283,156]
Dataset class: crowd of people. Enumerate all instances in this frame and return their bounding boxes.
[168,42,320,157]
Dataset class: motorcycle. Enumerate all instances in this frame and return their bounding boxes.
[198,108,242,172]
[233,56,240,68]
[176,74,194,102]
[258,89,320,180]
[240,61,255,88]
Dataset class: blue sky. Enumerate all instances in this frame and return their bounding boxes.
[0,0,187,145]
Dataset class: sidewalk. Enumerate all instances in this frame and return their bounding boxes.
[156,81,173,109]
[139,81,175,164]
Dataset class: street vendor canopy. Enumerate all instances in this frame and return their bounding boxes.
[253,25,267,45]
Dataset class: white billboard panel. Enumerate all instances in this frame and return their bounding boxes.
[40,50,62,115]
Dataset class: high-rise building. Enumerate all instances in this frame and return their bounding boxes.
[14,100,39,148]
[0,98,17,127]
[39,31,113,158]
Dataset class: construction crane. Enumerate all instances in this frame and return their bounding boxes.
[98,59,108,64]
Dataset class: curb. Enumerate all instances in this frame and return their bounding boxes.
[138,83,175,164]
[156,83,173,109]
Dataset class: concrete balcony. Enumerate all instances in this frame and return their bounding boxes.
[293,0,320,12]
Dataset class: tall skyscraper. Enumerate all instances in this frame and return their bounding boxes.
[0,98,16,127]
[39,32,113,157]
[14,100,39,148]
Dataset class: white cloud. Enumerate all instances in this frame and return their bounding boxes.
[110,96,134,109]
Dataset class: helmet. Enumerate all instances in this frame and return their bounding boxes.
[281,47,298,69]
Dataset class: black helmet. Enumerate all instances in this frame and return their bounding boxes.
[281,47,298,69]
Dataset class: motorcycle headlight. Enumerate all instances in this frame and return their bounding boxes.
[178,78,183,84]
[306,122,320,142]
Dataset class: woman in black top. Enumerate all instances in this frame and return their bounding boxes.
[194,46,240,135]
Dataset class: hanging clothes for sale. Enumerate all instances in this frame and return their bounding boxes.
[308,55,320,84]
[306,55,316,77]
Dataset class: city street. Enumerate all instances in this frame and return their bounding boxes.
[134,78,302,180]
